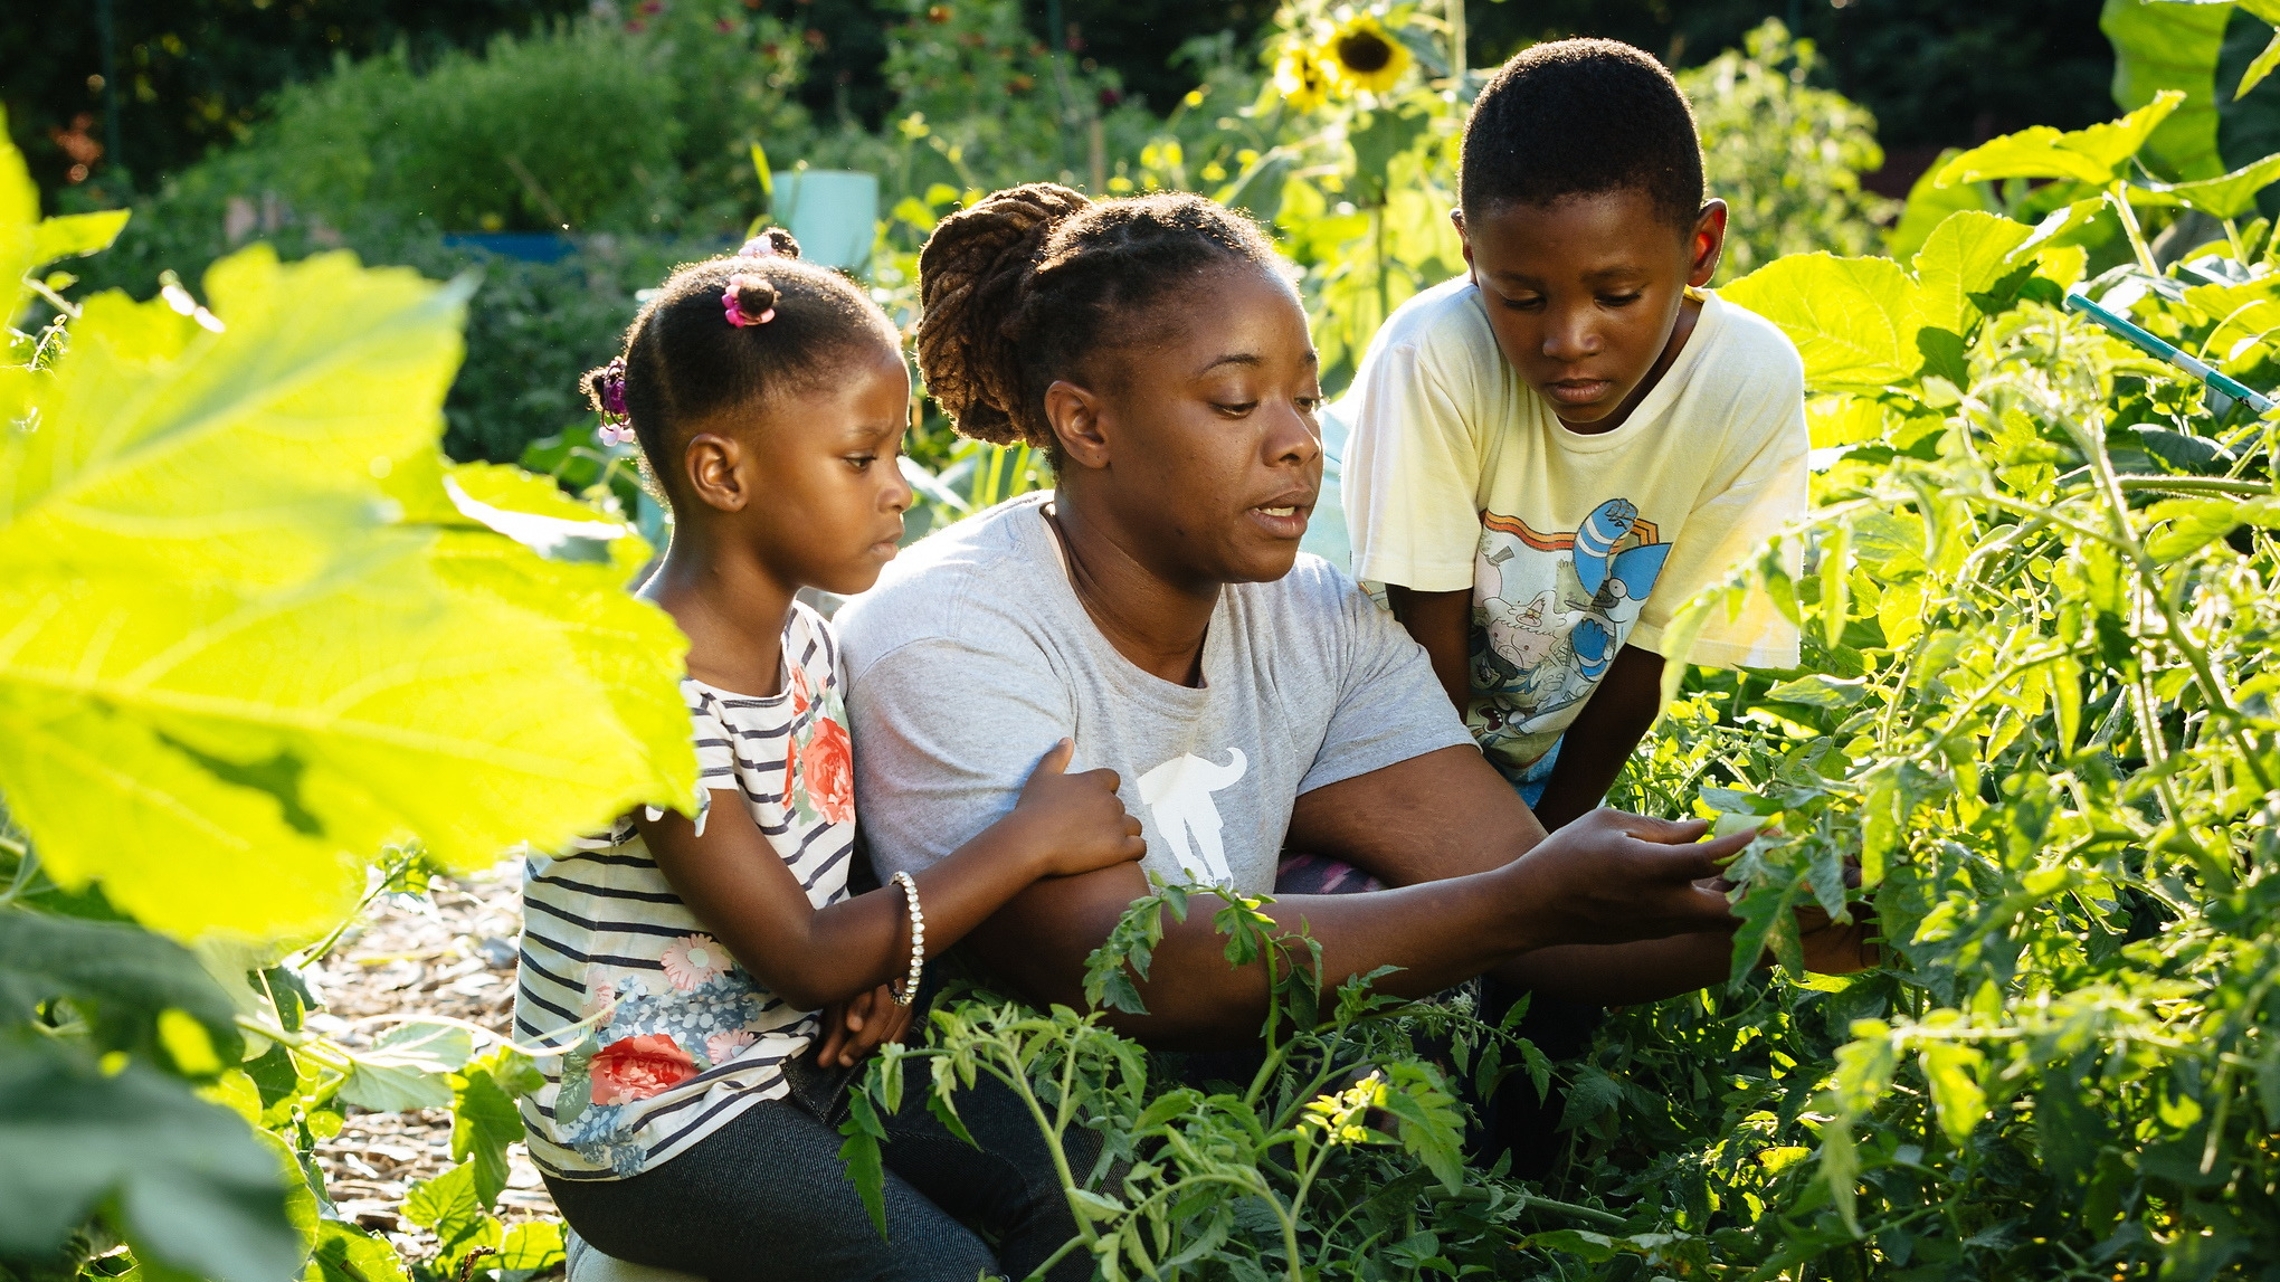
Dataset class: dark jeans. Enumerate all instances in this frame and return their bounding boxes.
[545,1052,1095,1282]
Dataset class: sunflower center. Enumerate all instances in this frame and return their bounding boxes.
[1336,31,1394,74]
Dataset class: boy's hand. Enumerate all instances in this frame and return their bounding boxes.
[1000,738,1148,877]
[814,983,916,1070]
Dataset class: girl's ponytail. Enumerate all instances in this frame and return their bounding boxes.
[574,224,898,511]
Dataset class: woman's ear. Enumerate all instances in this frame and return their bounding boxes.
[1687,200,1729,289]
[684,432,749,511]
[1044,379,1112,471]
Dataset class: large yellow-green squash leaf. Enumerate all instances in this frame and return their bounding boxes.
[1720,253,1922,391]
[1933,91,2185,186]
[0,245,694,940]
[0,110,130,322]
[2103,0,2231,179]
[0,109,40,322]
[1910,211,2037,337]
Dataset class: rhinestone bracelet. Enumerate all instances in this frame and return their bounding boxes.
[890,871,925,1007]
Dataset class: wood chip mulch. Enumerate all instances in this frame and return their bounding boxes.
[301,861,561,1265]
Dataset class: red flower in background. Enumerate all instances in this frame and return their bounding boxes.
[800,717,855,825]
[589,1033,697,1105]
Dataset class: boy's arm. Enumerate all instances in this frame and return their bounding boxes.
[1529,645,1664,831]
[1385,584,1472,712]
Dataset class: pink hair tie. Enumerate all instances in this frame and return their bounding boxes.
[738,235,781,258]
[722,273,777,328]
[596,357,636,444]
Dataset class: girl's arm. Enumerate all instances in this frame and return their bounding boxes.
[636,739,1143,1012]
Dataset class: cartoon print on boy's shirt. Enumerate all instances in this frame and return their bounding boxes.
[1468,498,1672,776]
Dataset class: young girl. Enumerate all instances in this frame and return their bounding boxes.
[516,229,1145,1281]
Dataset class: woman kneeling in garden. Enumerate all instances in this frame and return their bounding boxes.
[840,183,1872,1048]
[515,230,1150,1280]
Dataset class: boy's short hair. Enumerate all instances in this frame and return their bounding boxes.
[1460,38,1704,232]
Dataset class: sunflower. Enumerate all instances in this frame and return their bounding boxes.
[1323,13,1413,96]
[1273,41,1333,113]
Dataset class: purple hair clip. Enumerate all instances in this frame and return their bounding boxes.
[596,358,636,446]
[722,273,777,328]
[737,235,781,258]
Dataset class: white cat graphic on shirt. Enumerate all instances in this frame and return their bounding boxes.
[1137,749,1249,885]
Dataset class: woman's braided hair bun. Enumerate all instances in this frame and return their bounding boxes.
[915,182,1090,447]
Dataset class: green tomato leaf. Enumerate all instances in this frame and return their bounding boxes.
[2145,496,2280,560]
[451,1048,535,1209]
[2240,29,2280,100]
[837,1091,892,1240]
[0,244,696,941]
[497,1219,565,1271]
[1722,253,1921,391]
[0,1039,299,1282]
[1377,1063,1467,1193]
[1920,1041,1988,1148]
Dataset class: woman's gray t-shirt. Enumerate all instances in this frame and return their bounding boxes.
[836,493,1473,894]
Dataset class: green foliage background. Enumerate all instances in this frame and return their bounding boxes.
[24,1,2280,1280]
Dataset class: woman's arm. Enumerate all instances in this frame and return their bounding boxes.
[638,740,1144,1012]
[965,746,1750,1046]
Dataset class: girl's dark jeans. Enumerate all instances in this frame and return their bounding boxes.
[544,1050,1096,1282]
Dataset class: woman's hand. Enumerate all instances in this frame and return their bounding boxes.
[995,738,1148,878]
[1510,808,1751,947]
[813,983,917,1069]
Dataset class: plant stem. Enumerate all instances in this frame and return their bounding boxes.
[2109,182,2161,277]
[0,839,36,909]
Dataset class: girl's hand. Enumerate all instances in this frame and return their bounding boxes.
[814,983,916,1069]
[1000,738,1148,878]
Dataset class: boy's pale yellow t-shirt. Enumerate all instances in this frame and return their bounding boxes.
[1342,276,1808,793]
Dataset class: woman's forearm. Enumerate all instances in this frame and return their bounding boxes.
[971,863,1558,1049]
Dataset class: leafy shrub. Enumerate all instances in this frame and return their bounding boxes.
[1680,20,1898,282]
[173,3,807,238]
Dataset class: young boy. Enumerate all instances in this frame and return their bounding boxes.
[1342,37,1809,831]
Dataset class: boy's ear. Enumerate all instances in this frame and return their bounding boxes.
[1687,200,1729,289]
[684,432,749,512]
[1451,208,1475,275]
[1044,379,1112,470]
